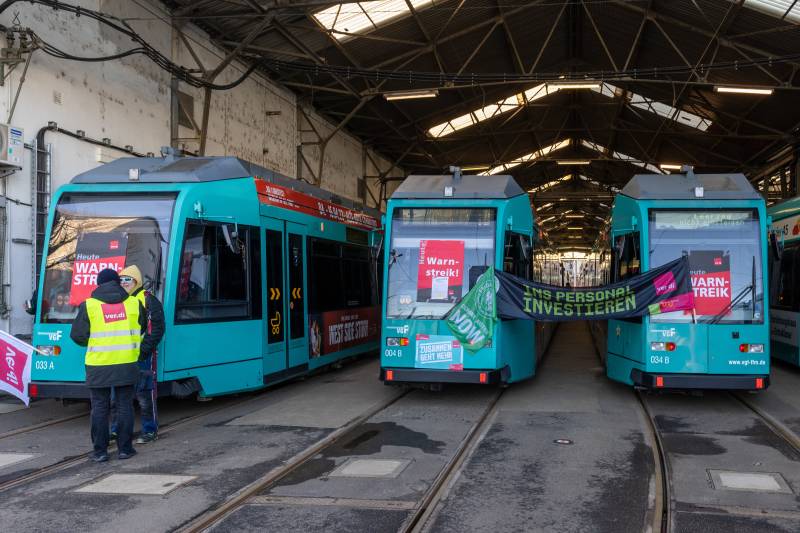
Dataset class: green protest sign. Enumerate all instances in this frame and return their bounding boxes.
[446,267,497,351]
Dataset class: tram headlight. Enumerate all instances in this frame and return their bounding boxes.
[650,342,675,352]
[35,345,60,356]
[386,337,409,347]
[739,343,764,353]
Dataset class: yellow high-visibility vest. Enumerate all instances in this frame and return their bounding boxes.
[135,290,147,309]
[85,296,141,367]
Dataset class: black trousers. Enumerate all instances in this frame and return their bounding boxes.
[90,385,134,455]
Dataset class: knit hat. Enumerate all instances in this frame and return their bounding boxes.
[96,268,120,285]
[119,265,143,293]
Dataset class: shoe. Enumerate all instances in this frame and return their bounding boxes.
[109,432,117,441]
[135,432,157,444]
[118,449,137,460]
[90,452,109,463]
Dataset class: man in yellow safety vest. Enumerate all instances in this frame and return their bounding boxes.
[71,268,149,462]
[109,265,165,444]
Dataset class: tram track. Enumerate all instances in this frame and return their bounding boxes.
[0,408,90,441]
[400,389,504,533]
[635,391,672,533]
[173,388,411,533]
[731,392,800,455]
[0,391,272,493]
[173,387,504,533]
[636,389,800,533]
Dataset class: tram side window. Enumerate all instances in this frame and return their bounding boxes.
[175,221,261,323]
[504,232,532,279]
[775,245,800,310]
[308,237,375,314]
[613,232,640,282]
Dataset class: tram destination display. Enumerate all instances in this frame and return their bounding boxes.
[447,256,694,350]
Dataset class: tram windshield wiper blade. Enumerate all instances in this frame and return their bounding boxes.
[700,284,753,324]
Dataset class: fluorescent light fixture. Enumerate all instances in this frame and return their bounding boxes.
[714,86,774,95]
[567,227,583,230]
[556,160,591,165]
[659,163,683,171]
[384,89,438,101]
[566,214,584,218]
[548,82,601,90]
[313,1,435,42]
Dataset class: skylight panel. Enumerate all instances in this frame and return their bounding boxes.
[428,84,552,138]
[580,140,663,174]
[742,0,800,23]
[628,93,712,131]
[611,150,662,174]
[480,139,571,175]
[428,81,711,139]
[528,175,572,193]
[313,1,435,41]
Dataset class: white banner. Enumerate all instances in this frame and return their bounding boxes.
[0,330,33,406]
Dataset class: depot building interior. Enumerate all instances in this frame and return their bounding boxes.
[2,2,800,533]
[156,0,800,287]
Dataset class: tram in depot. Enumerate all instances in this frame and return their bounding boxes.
[591,170,771,390]
[379,169,554,386]
[767,197,800,367]
[28,153,382,399]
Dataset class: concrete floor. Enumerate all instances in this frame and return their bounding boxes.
[425,322,654,533]
[1,326,799,532]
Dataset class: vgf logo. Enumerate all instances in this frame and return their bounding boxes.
[389,324,410,335]
[38,330,62,341]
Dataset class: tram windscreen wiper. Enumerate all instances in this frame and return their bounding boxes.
[701,284,753,324]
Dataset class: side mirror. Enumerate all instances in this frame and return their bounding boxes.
[769,232,781,261]
[24,291,37,315]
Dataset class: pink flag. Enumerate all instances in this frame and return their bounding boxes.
[0,331,33,406]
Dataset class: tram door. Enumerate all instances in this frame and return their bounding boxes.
[263,218,308,377]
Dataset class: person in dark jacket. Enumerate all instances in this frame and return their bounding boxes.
[110,265,165,444]
[71,268,148,462]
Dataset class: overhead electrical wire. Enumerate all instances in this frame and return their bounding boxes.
[0,0,260,90]
[0,0,796,93]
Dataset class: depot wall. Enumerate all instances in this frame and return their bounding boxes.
[0,0,401,336]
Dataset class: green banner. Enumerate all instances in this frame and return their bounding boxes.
[445,267,497,352]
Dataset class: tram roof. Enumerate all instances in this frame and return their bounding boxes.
[72,155,381,219]
[391,174,525,200]
[621,172,762,201]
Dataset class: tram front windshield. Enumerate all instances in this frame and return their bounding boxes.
[649,209,763,324]
[387,208,496,319]
[41,193,175,324]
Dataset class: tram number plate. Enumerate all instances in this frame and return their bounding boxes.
[649,355,670,365]
[35,360,54,370]
[384,349,402,358]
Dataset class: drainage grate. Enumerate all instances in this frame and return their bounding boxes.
[329,458,410,479]
[708,470,793,494]
[74,473,197,495]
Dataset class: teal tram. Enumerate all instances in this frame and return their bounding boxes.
[379,169,553,386]
[767,197,800,367]
[593,170,770,390]
[28,153,382,399]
